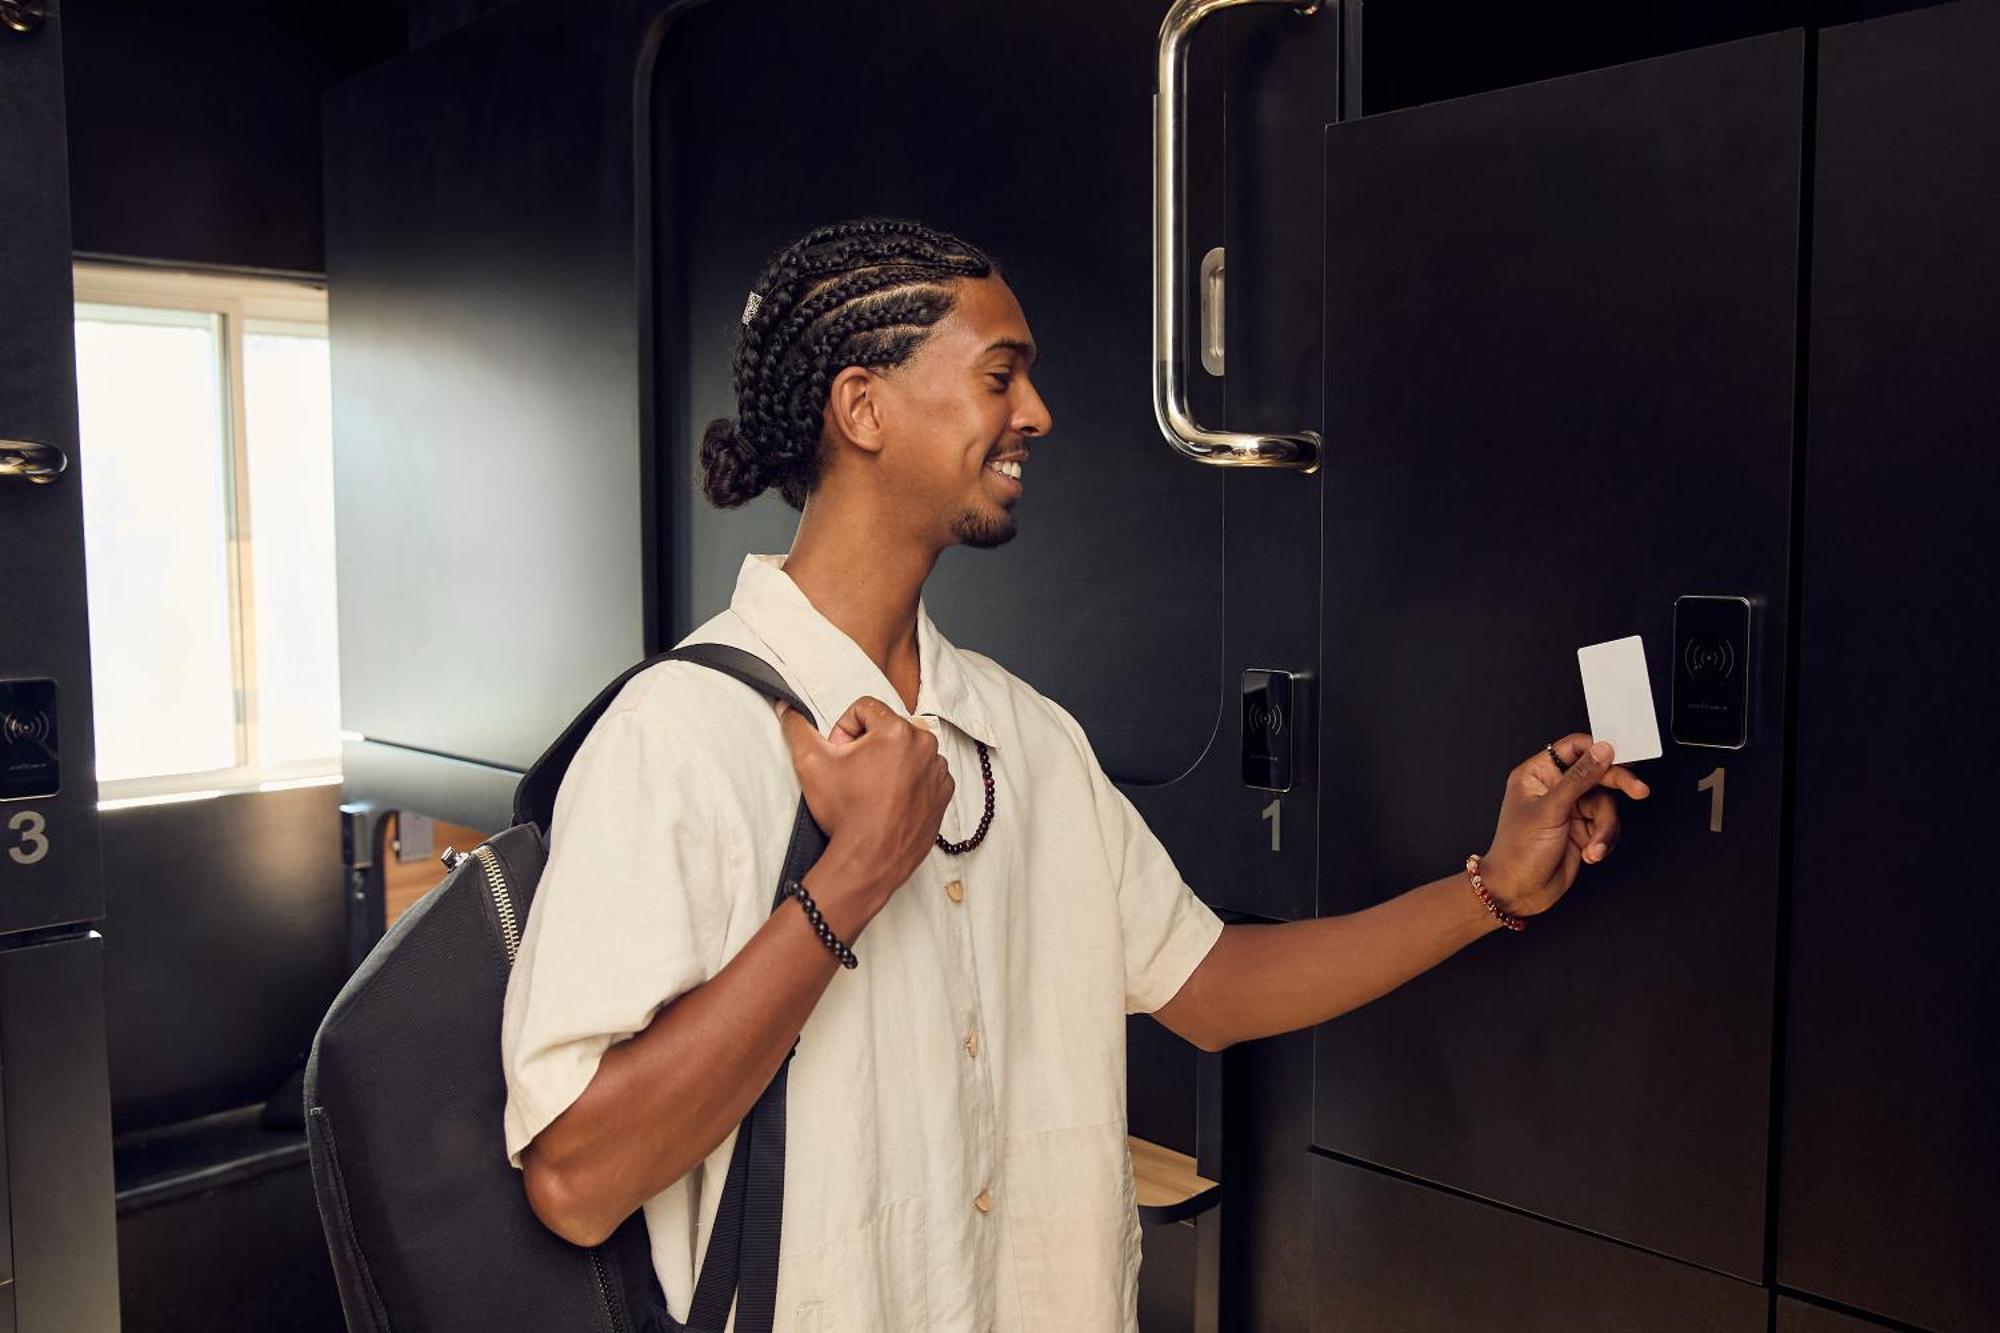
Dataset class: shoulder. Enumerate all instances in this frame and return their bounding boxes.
[577,610,792,772]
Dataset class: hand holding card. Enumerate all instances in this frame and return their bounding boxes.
[1577,635,1664,764]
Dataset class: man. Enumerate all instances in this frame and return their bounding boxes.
[501,217,1647,1331]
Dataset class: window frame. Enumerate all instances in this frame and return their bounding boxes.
[72,262,341,806]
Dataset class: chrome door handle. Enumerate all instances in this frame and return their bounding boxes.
[1154,0,1321,472]
[2,1,46,36]
[1,439,68,484]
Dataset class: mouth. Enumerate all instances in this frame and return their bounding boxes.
[984,456,1024,498]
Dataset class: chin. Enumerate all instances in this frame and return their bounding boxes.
[951,507,1019,550]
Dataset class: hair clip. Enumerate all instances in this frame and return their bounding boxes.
[740,291,763,326]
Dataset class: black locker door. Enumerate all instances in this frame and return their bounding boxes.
[1777,4,2000,1330]
[1775,1297,1895,1333]
[1309,1154,1766,1331]
[0,2,122,1327]
[1311,33,1804,1279]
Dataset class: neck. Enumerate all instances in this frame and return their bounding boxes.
[779,505,938,713]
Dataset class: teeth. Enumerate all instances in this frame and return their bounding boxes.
[987,460,1022,480]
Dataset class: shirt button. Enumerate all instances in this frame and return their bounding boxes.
[944,878,965,904]
[973,1189,993,1214]
[963,1031,980,1059]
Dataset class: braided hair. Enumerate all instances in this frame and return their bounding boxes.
[700,217,998,511]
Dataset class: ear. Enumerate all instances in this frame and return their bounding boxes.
[824,365,888,458]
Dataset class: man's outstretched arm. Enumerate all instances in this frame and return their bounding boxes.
[1151,736,1647,1052]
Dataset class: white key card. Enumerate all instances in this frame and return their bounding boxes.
[1576,635,1663,764]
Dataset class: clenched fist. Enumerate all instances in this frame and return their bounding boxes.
[773,696,955,920]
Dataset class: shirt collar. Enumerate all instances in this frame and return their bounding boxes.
[728,552,999,749]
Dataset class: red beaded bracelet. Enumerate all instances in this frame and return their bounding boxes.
[1465,853,1526,933]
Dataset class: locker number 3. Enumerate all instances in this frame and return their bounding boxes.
[8,808,51,865]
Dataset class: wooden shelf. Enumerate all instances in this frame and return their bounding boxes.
[1129,1134,1220,1226]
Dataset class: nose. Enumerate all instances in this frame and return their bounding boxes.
[1016,380,1053,439]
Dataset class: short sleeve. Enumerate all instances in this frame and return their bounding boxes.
[1045,699,1225,1015]
[500,706,737,1169]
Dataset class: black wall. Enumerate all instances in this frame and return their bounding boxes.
[63,0,403,273]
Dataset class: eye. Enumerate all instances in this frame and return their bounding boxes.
[988,373,1012,391]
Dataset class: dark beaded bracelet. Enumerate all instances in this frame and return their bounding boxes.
[780,877,858,969]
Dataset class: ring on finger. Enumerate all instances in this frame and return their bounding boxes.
[1545,741,1570,774]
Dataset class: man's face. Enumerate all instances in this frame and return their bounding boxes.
[873,275,1052,550]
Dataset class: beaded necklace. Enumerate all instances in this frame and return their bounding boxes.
[935,740,995,855]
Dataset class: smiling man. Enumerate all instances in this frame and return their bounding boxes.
[499,217,1646,1332]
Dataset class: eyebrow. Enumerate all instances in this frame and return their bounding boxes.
[983,337,1039,367]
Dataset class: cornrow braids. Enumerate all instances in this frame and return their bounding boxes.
[699,217,997,511]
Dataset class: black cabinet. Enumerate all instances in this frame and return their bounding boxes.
[1309,1154,1767,1330]
[1311,32,1804,1279]
[1775,1297,1896,1333]
[1777,4,2000,1330]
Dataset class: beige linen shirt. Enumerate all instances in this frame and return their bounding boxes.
[501,552,1223,1332]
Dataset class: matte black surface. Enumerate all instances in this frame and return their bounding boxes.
[653,0,1222,785]
[1775,1296,1898,1333]
[100,786,348,1134]
[1308,1153,1767,1330]
[325,0,659,776]
[62,0,404,272]
[0,0,103,937]
[1353,0,1949,117]
[117,1154,344,1333]
[1777,4,2000,1328]
[1312,35,1803,1277]
[0,934,121,1331]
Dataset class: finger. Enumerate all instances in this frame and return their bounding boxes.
[1574,791,1620,861]
[1546,739,1615,817]
[834,697,893,740]
[1603,764,1650,799]
[1528,732,1595,791]
[773,700,825,764]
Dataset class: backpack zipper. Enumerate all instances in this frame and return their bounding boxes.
[589,1246,626,1333]
[470,843,521,964]
[468,840,622,1331]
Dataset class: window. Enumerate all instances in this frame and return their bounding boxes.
[72,263,342,806]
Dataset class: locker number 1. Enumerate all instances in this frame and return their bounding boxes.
[1697,767,1725,833]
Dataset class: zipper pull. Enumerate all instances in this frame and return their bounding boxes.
[439,845,469,871]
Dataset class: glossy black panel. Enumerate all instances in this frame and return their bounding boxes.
[100,786,348,1133]
[325,0,657,774]
[1313,36,1803,1276]
[1778,4,2000,1329]
[652,0,1221,784]
[1309,1154,1767,1331]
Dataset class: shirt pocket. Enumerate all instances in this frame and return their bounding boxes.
[777,1194,929,1333]
[1002,1119,1140,1332]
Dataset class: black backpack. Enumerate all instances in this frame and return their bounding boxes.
[305,643,825,1333]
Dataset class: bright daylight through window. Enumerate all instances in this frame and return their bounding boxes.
[71,264,341,807]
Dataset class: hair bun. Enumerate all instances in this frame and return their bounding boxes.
[699,416,766,509]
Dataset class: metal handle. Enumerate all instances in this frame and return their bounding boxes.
[2,1,46,35]
[1154,0,1321,471]
[1,439,68,485]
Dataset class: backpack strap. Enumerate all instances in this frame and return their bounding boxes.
[516,642,825,1333]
